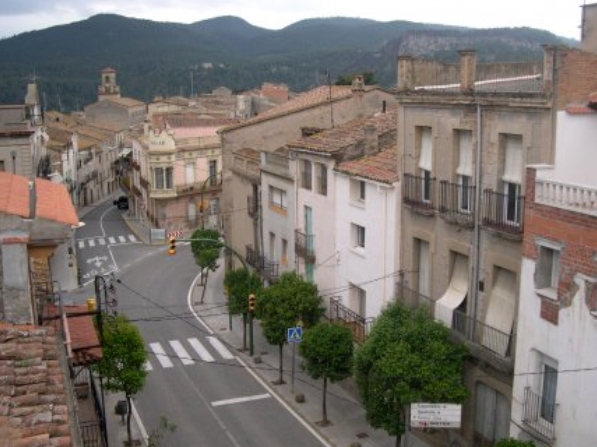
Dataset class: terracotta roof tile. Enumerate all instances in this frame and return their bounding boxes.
[222,85,386,131]
[336,147,398,184]
[152,113,240,131]
[235,147,261,160]
[0,324,73,447]
[0,172,78,226]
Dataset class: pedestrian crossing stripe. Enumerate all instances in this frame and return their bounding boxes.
[88,239,96,247]
[99,238,106,245]
[118,236,126,243]
[75,234,140,249]
[108,237,116,244]
[144,337,234,371]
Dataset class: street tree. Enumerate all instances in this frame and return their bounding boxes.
[299,322,354,426]
[97,314,148,446]
[190,228,221,303]
[354,301,468,447]
[495,439,535,447]
[224,267,262,350]
[257,271,324,384]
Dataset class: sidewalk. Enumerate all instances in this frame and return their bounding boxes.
[191,265,395,447]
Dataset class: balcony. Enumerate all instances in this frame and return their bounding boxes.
[396,284,515,369]
[328,297,374,344]
[522,387,556,440]
[175,177,223,197]
[403,173,436,215]
[245,245,279,282]
[535,178,597,217]
[482,188,524,237]
[294,229,316,264]
[438,180,475,227]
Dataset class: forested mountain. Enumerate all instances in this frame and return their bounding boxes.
[0,14,575,112]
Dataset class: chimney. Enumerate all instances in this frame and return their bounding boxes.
[28,180,36,220]
[351,75,364,92]
[581,3,597,54]
[364,124,379,156]
[459,50,476,93]
[397,56,414,91]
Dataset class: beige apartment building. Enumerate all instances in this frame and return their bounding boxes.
[395,40,597,447]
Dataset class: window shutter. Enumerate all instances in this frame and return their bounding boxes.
[502,135,523,184]
[419,128,433,171]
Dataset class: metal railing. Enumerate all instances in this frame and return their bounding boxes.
[439,180,475,226]
[328,297,374,344]
[482,188,524,235]
[245,245,279,282]
[294,229,316,263]
[522,387,556,440]
[403,173,436,212]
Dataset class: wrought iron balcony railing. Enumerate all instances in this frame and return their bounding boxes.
[245,245,279,282]
[294,229,316,263]
[403,173,436,213]
[522,387,556,440]
[482,188,524,235]
[328,297,374,344]
[438,180,475,226]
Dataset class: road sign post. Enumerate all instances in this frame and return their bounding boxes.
[287,326,303,394]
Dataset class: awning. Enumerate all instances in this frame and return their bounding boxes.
[435,254,469,326]
[120,147,132,157]
[482,268,517,355]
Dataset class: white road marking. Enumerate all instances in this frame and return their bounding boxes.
[208,336,234,360]
[78,240,85,249]
[211,394,271,407]
[149,342,173,368]
[169,340,194,365]
[119,236,126,243]
[144,361,153,371]
[188,338,215,363]
[98,238,106,245]
[128,234,137,242]
[88,239,96,247]
[108,237,116,244]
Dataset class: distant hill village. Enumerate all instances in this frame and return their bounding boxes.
[3,3,597,447]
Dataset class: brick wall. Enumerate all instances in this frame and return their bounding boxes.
[524,167,597,324]
[555,48,597,110]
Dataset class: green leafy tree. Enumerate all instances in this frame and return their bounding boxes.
[257,271,324,384]
[97,314,148,446]
[224,268,262,350]
[354,302,468,447]
[334,71,377,85]
[495,439,535,447]
[190,228,221,303]
[299,322,354,425]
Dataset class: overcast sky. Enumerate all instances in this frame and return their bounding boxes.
[0,0,585,40]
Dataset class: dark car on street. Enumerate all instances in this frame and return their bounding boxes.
[113,196,129,210]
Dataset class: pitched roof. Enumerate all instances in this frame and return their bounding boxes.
[0,324,74,447]
[287,107,398,155]
[45,305,102,367]
[152,113,239,131]
[222,84,384,131]
[0,172,78,226]
[336,147,399,184]
[104,96,146,108]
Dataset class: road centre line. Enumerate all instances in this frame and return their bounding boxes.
[211,393,271,407]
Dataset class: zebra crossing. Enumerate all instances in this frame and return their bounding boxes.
[144,336,235,371]
[77,234,138,250]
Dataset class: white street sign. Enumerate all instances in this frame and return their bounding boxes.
[410,403,461,429]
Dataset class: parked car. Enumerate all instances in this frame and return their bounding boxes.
[113,196,129,210]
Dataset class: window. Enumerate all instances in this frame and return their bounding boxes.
[154,167,164,189]
[502,135,523,224]
[535,242,561,295]
[165,167,173,189]
[269,232,276,261]
[209,160,218,185]
[350,179,366,203]
[415,239,430,297]
[316,163,327,196]
[350,284,367,317]
[474,382,510,445]
[352,224,366,249]
[301,159,312,190]
[185,163,195,184]
[541,364,558,423]
[456,130,473,212]
[281,238,288,265]
[269,186,287,210]
[419,127,433,202]
[0,160,4,171]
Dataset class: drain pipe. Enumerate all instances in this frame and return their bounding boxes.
[471,103,483,336]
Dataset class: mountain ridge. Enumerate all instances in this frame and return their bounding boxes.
[0,14,575,111]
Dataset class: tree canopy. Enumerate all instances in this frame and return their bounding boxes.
[354,301,468,445]
[190,228,221,302]
[224,267,263,315]
[299,321,354,424]
[97,314,148,445]
[257,271,324,383]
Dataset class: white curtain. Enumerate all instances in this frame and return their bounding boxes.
[419,127,433,171]
[502,135,523,184]
[456,130,473,177]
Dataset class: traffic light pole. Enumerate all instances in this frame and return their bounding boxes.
[170,237,256,356]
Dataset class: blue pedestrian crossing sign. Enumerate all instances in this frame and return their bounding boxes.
[287,326,303,343]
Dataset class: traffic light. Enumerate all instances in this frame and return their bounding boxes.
[168,237,176,255]
[248,294,256,312]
